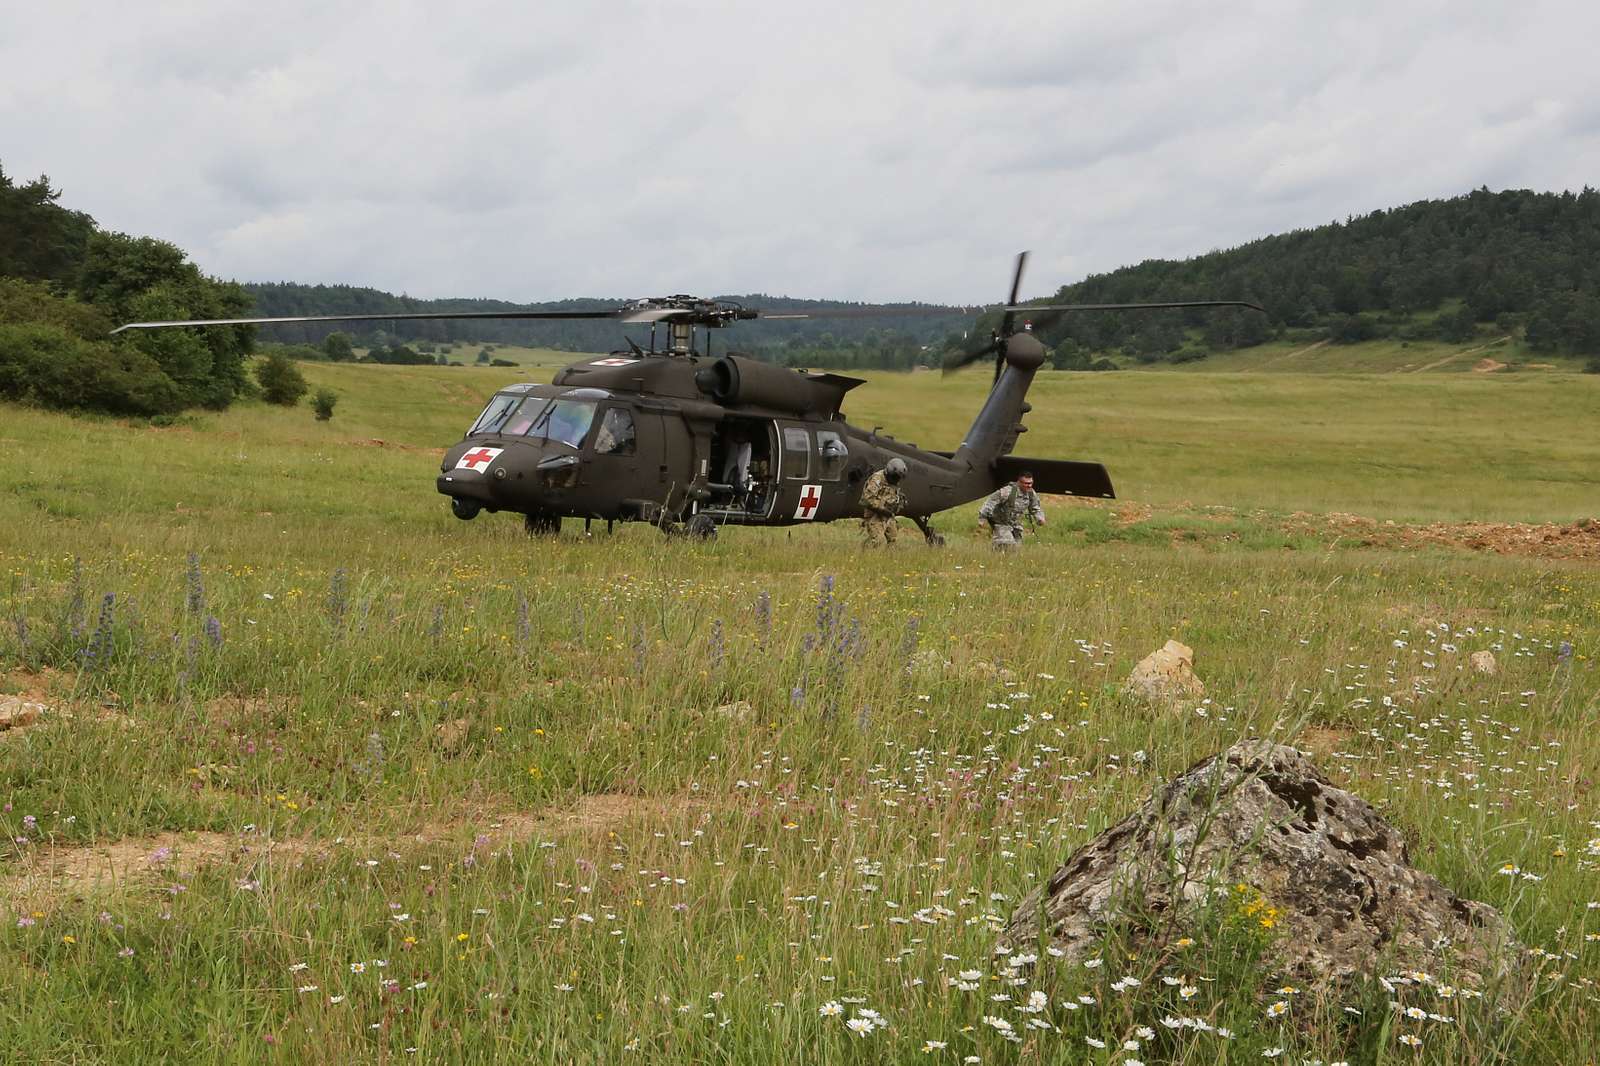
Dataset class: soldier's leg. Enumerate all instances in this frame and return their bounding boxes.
[910,514,943,546]
[990,524,1017,552]
[883,517,898,545]
[861,515,887,547]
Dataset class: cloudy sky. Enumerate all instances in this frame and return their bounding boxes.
[5,0,1598,304]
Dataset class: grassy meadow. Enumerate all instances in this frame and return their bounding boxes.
[2,360,1598,1063]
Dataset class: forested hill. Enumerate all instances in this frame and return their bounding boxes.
[244,283,972,368]
[1019,187,1600,366]
[251,188,1600,369]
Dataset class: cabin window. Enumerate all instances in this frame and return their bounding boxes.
[594,408,636,455]
[782,426,810,480]
[469,394,520,436]
[816,430,847,481]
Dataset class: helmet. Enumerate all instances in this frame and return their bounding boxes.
[884,458,908,483]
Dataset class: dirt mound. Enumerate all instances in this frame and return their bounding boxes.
[1472,357,1507,373]
[1298,513,1599,561]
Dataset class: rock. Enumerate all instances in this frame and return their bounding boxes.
[712,700,753,720]
[1002,740,1520,987]
[0,696,45,731]
[1470,650,1497,675]
[1122,640,1204,704]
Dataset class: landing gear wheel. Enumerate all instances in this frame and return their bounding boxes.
[686,514,718,541]
[524,512,562,537]
[451,497,482,521]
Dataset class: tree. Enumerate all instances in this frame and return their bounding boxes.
[312,387,338,420]
[254,352,308,406]
[322,331,354,361]
[78,231,253,409]
[0,163,95,283]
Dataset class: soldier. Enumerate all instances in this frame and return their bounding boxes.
[860,458,908,546]
[978,472,1045,550]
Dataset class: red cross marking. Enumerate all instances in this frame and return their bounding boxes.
[795,484,822,520]
[461,448,497,470]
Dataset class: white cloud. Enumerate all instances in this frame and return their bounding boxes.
[5,0,1598,304]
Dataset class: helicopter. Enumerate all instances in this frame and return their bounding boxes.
[115,254,1262,543]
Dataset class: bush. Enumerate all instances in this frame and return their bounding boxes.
[1584,356,1600,374]
[0,321,182,415]
[311,387,337,420]
[254,352,308,406]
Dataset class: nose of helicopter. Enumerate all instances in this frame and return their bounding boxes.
[437,438,580,511]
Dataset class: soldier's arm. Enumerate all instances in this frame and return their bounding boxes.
[977,491,997,521]
[1029,492,1045,523]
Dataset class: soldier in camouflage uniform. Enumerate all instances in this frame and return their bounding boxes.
[978,472,1045,550]
[859,458,908,547]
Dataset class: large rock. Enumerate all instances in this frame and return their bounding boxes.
[1470,650,1497,675]
[1002,740,1519,987]
[0,696,45,731]
[1122,640,1204,704]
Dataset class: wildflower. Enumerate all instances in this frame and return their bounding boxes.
[328,995,345,1004]
[1262,1050,1283,1059]
[1398,1034,1422,1047]
[845,1018,875,1036]
[1266,1000,1289,1018]
[1086,1036,1106,1048]
[350,962,366,974]
[118,947,134,958]
[922,1040,947,1052]
[1179,984,1199,1000]
[819,1001,843,1017]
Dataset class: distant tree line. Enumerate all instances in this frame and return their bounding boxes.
[0,161,254,415]
[243,282,971,365]
[977,187,1600,366]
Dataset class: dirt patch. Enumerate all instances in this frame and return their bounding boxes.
[1115,502,1154,526]
[1411,335,1511,373]
[1297,727,1354,757]
[3,793,711,902]
[1472,358,1507,373]
[1288,512,1599,561]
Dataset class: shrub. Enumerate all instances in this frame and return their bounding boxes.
[311,387,337,420]
[254,352,308,406]
[1584,356,1600,374]
[0,321,182,415]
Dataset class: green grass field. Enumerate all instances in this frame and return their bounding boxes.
[2,360,1597,1063]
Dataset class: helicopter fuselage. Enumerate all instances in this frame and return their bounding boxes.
[436,348,1114,533]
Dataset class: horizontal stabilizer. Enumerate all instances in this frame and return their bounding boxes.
[995,456,1114,499]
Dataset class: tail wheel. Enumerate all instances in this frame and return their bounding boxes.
[524,512,561,537]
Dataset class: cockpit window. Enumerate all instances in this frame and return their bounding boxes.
[469,394,520,436]
[529,399,596,448]
[502,397,549,437]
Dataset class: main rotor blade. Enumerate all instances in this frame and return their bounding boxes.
[1007,251,1029,308]
[941,339,1001,375]
[110,309,626,334]
[1003,300,1266,314]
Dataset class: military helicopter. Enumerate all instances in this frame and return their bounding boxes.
[116,254,1261,542]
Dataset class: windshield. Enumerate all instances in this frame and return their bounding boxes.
[469,394,520,436]
[529,399,596,448]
